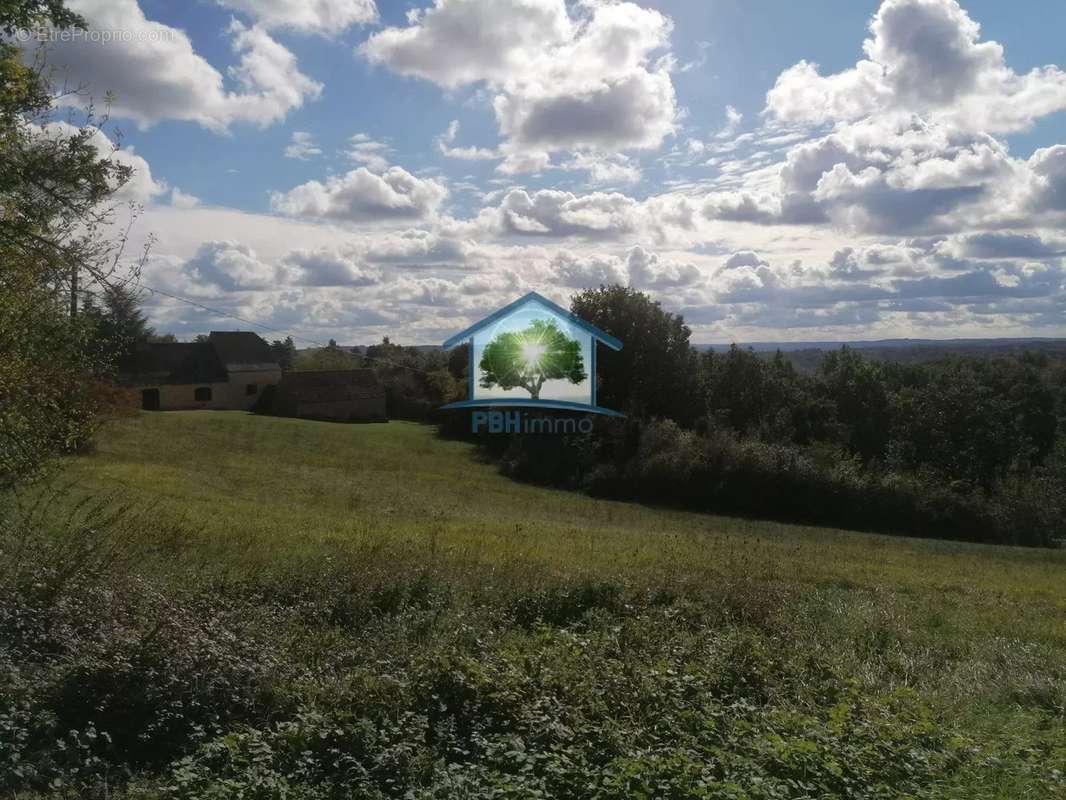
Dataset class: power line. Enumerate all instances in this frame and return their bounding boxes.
[138,283,331,348]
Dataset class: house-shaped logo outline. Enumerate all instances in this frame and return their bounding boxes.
[440,291,625,417]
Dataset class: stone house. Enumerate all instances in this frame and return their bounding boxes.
[122,331,281,411]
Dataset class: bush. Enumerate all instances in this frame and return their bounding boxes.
[495,419,1062,547]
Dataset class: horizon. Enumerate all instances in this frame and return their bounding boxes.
[290,334,1066,350]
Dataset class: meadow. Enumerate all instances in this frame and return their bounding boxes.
[2,411,1064,798]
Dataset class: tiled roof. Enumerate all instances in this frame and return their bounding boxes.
[121,342,227,385]
[208,331,278,370]
[120,332,277,385]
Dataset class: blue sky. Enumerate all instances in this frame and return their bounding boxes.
[24,0,1066,344]
[129,0,1066,214]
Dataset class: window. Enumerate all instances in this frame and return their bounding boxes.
[246,384,259,396]
[194,387,212,402]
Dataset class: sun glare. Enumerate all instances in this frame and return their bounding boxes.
[521,341,546,367]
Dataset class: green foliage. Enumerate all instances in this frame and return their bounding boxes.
[818,347,892,461]
[699,344,1061,487]
[0,0,83,35]
[359,338,464,421]
[0,284,103,489]
[447,342,469,381]
[291,344,363,372]
[1,421,1064,799]
[586,420,1063,547]
[479,319,586,400]
[81,283,156,368]
[0,0,136,490]
[571,286,703,424]
[268,336,297,371]
[702,346,833,444]
[887,355,1058,486]
[156,636,973,800]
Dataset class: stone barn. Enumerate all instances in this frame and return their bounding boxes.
[121,331,281,411]
[275,369,387,422]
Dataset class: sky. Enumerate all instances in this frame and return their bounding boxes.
[19,0,1066,344]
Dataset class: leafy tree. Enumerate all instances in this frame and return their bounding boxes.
[1050,359,1066,424]
[269,336,297,371]
[365,336,403,367]
[361,338,460,419]
[702,345,770,434]
[426,369,463,405]
[0,0,81,33]
[570,286,701,424]
[1,0,141,489]
[887,356,1057,486]
[701,346,832,444]
[82,283,155,367]
[447,343,469,382]
[819,347,891,461]
[479,319,585,400]
[293,347,362,372]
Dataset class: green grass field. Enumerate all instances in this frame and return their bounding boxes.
[65,412,1066,606]
[7,410,1065,798]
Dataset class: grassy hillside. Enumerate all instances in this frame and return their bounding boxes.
[4,411,1065,798]
[63,412,1066,601]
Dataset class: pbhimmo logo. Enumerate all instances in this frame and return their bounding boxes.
[441,291,624,424]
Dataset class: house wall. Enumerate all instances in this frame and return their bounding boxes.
[140,369,281,411]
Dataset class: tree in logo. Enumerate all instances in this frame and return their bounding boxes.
[479,318,586,400]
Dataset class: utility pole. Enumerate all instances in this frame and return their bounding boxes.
[70,263,77,319]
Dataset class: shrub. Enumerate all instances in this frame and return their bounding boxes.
[572,420,1061,546]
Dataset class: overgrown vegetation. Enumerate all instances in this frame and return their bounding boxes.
[0,0,146,490]
[2,415,1063,798]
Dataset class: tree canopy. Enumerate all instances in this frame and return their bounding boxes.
[570,286,702,424]
[81,283,155,368]
[1,0,137,489]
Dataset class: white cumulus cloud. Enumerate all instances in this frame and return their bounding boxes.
[216,0,377,35]
[765,0,1066,134]
[361,0,678,171]
[285,131,322,160]
[40,0,322,131]
[270,166,448,223]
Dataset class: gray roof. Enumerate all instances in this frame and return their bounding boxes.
[121,342,225,385]
[121,332,277,386]
[208,331,278,371]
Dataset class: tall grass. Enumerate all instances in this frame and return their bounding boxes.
[0,412,1061,798]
